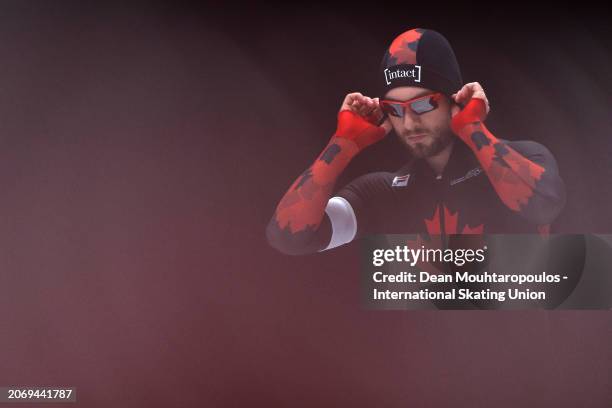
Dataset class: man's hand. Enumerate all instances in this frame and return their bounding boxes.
[334,92,392,150]
[450,82,490,135]
[451,82,490,116]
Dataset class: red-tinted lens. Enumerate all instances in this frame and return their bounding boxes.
[409,95,439,114]
[380,101,404,117]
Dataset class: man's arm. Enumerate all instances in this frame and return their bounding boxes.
[266,93,391,255]
[451,83,566,226]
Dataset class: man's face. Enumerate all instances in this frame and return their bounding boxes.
[383,86,459,158]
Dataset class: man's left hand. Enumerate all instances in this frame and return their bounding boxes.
[450,82,491,136]
[452,82,490,117]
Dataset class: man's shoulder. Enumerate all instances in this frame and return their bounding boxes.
[503,139,551,155]
[502,139,558,168]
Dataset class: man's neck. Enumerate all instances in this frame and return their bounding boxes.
[425,139,455,177]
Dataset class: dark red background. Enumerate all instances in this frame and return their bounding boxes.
[0,3,610,407]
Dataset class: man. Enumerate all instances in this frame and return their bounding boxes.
[266,28,566,255]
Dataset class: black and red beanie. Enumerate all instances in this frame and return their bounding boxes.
[379,28,463,98]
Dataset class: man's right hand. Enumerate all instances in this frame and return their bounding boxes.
[334,92,392,151]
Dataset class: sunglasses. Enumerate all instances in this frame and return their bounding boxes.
[379,92,444,117]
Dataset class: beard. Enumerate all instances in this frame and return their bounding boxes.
[398,123,455,159]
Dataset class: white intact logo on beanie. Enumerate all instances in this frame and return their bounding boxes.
[384,65,421,85]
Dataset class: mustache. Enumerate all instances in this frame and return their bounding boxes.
[401,130,430,138]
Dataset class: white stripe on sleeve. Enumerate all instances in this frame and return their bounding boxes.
[320,196,357,251]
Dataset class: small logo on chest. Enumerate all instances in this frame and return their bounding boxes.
[450,167,482,186]
[391,173,411,187]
